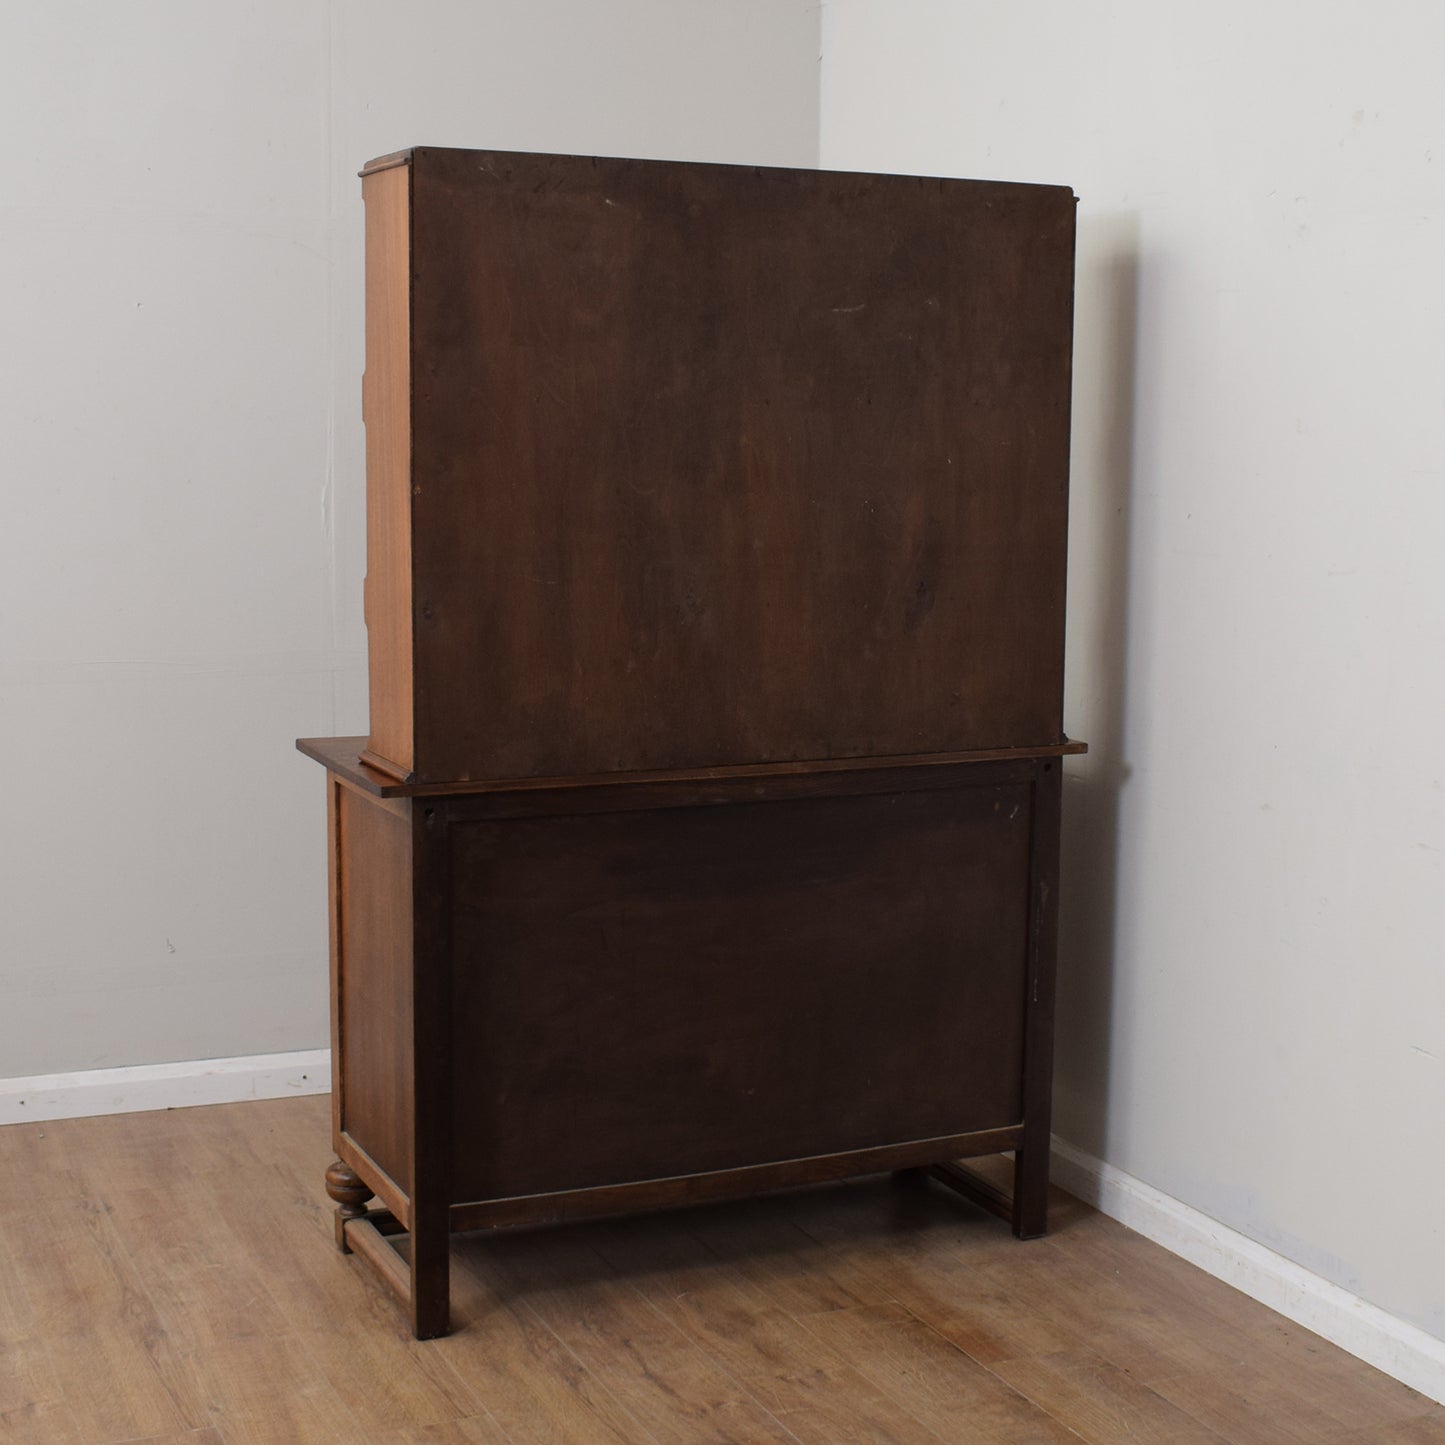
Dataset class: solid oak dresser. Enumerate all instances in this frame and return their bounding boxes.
[299,145,1083,1338]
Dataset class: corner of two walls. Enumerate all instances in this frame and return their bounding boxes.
[818,0,1445,1353]
[0,0,821,1081]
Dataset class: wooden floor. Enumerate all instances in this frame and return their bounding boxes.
[1,1097,1441,1444]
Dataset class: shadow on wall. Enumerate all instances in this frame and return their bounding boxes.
[1053,211,1141,1161]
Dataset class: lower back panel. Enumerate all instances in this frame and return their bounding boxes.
[447,783,1034,1201]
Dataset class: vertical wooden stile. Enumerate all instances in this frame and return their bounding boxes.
[360,158,414,782]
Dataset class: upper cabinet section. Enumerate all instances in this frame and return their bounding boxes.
[361,146,1076,784]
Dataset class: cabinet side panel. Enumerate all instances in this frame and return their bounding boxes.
[336,783,414,1193]
[362,162,414,779]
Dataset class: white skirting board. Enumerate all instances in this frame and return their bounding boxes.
[0,1049,331,1125]
[1051,1136,1445,1406]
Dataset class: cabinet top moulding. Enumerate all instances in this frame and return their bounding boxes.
[358,145,1078,787]
[298,735,1086,803]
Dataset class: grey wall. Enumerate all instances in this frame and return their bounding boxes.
[0,0,821,1077]
[822,0,1445,1343]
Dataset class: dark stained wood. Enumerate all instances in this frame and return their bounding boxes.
[324,1159,374,1252]
[324,1158,374,1212]
[305,145,1084,1338]
[365,1207,408,1237]
[299,732,1088,800]
[1016,757,1063,1236]
[447,782,1033,1199]
[923,1160,1016,1226]
[313,749,1064,1335]
[326,776,343,1150]
[450,1127,1026,1233]
[334,780,414,1195]
[409,798,455,1340]
[343,1214,413,1305]
[361,146,1076,784]
[335,1131,411,1229]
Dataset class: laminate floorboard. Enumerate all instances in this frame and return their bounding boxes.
[0,1095,1440,1444]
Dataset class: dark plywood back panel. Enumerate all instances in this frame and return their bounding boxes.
[337,784,414,1192]
[396,147,1075,782]
[361,160,414,781]
[446,781,1034,1200]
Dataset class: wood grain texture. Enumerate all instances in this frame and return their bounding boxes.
[298,733,1087,800]
[1015,758,1062,1235]
[327,778,343,1148]
[408,799,456,1341]
[448,1127,1025,1233]
[0,1182,199,1441]
[1325,1421,1445,1443]
[345,1216,413,1304]
[0,1401,85,1444]
[336,1133,411,1229]
[991,1350,1233,1444]
[332,145,1084,1336]
[314,748,1063,1333]
[794,1302,1084,1443]
[1,1095,1442,1443]
[336,781,414,1194]
[475,1228,802,1443]
[362,159,414,781]
[445,782,1033,1199]
[364,146,1076,783]
[378,1421,511,1444]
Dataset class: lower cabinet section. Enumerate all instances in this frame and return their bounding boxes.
[303,736,1070,1338]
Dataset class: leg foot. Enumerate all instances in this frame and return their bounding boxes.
[324,1159,374,1252]
[922,1152,1050,1239]
[926,1160,1014,1226]
[408,1203,451,1340]
[1011,1139,1049,1239]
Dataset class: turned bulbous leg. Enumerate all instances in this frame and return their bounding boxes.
[324,1160,374,1252]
